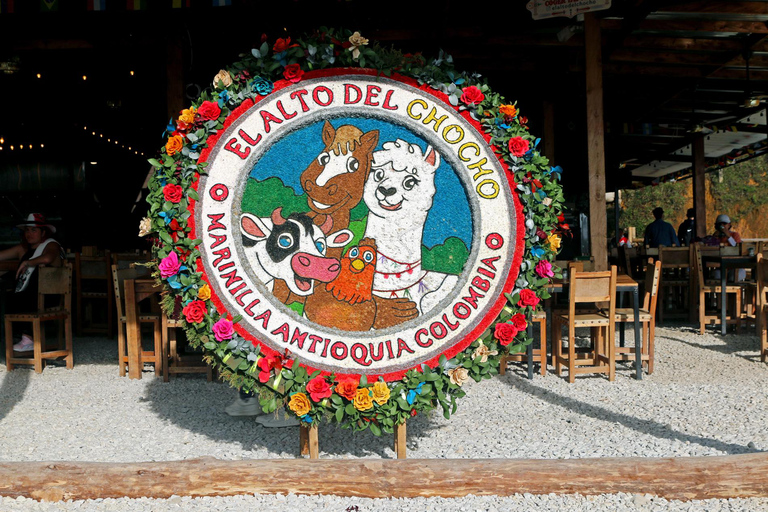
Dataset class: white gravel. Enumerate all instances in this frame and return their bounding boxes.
[1,323,768,511]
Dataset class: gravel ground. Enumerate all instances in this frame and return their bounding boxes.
[1,323,767,511]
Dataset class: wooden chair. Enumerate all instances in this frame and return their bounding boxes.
[694,244,742,334]
[75,248,114,336]
[5,264,73,373]
[111,251,151,271]
[553,266,617,383]
[161,314,213,382]
[657,246,692,324]
[757,253,768,363]
[614,259,661,374]
[112,265,162,377]
[499,310,547,376]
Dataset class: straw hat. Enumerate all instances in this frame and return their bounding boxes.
[17,213,56,234]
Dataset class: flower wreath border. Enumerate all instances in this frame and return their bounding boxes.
[144,28,567,435]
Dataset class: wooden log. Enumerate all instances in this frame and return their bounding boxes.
[1,454,768,502]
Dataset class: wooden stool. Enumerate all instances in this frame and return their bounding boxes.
[299,420,407,459]
[162,315,213,382]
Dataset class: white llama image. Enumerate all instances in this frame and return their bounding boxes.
[362,139,459,315]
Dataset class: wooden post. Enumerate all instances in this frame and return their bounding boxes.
[585,13,608,271]
[692,134,707,239]
[2,454,768,501]
[394,421,407,459]
[123,279,141,380]
[299,425,319,459]
[543,100,555,165]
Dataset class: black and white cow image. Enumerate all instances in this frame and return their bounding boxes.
[240,208,353,297]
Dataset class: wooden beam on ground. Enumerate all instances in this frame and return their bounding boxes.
[585,13,608,270]
[1,454,768,502]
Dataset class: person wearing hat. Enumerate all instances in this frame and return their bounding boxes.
[0,213,65,352]
[643,207,680,249]
[711,214,742,246]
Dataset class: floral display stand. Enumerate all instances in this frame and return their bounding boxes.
[142,28,566,454]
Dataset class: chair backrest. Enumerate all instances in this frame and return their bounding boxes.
[741,241,758,256]
[568,266,617,316]
[38,263,72,311]
[618,245,635,278]
[720,244,740,256]
[76,250,112,283]
[758,253,768,303]
[643,259,662,313]
[112,264,151,319]
[111,251,151,270]
[659,246,690,269]
[694,244,720,287]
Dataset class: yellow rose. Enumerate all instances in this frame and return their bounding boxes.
[178,107,196,125]
[499,104,517,117]
[138,217,152,237]
[197,284,211,301]
[288,392,311,417]
[165,135,183,156]
[353,388,374,411]
[371,381,390,405]
[213,69,232,88]
[548,233,561,251]
[447,367,469,386]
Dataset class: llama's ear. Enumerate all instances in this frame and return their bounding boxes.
[241,213,271,241]
[321,120,336,146]
[424,146,440,168]
[360,130,379,153]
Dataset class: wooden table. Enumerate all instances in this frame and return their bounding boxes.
[124,278,162,380]
[700,254,756,336]
[538,273,643,380]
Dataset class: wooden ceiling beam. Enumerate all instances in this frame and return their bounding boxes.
[601,18,768,34]
[654,2,768,16]
[610,49,736,66]
[619,35,745,52]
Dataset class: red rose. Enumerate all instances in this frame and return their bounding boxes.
[410,409,418,417]
[163,184,183,203]
[518,289,540,308]
[197,100,221,121]
[169,219,180,231]
[182,300,207,324]
[306,375,332,402]
[460,85,485,105]
[282,63,304,83]
[335,378,359,401]
[511,313,527,331]
[508,136,530,157]
[494,322,518,346]
[273,37,297,53]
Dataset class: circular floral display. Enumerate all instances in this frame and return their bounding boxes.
[143,28,565,434]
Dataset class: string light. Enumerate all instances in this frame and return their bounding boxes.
[0,137,4,144]
[36,73,41,79]
[82,75,87,81]
[130,70,135,76]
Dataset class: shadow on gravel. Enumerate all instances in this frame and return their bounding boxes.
[500,368,763,456]
[142,374,444,459]
[664,335,761,362]
[0,360,31,423]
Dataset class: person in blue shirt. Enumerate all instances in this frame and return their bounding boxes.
[644,207,680,248]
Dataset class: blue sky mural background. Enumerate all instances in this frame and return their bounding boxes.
[248,117,472,249]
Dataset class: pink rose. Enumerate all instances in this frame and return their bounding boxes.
[508,136,530,157]
[283,63,304,83]
[535,260,554,278]
[182,300,207,324]
[518,289,540,308]
[163,184,183,203]
[212,318,234,341]
[460,85,485,105]
[306,375,332,402]
[197,100,221,121]
[159,251,181,278]
[510,313,527,332]
[494,322,518,346]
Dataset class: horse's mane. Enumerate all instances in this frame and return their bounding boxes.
[326,125,365,156]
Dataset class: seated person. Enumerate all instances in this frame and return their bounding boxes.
[0,213,65,352]
[702,214,745,281]
[644,207,679,248]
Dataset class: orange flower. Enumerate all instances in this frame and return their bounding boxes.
[335,378,358,401]
[197,284,211,301]
[165,135,183,156]
[288,392,311,417]
[353,388,373,411]
[499,104,517,118]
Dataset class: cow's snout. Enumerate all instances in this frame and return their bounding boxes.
[291,252,341,283]
[378,185,397,197]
